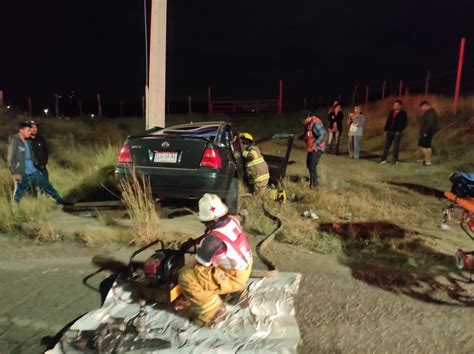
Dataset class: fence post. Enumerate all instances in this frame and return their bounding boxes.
[188,96,192,115]
[55,93,59,117]
[352,82,359,106]
[425,69,430,96]
[405,87,409,97]
[278,79,283,113]
[28,97,32,116]
[0,90,4,106]
[364,85,369,112]
[381,80,386,100]
[454,37,466,115]
[208,86,213,113]
[97,93,103,117]
[398,80,403,100]
[77,98,82,117]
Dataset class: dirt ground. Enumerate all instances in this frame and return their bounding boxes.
[0,233,472,353]
[1,144,474,353]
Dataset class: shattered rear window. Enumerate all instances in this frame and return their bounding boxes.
[154,124,219,140]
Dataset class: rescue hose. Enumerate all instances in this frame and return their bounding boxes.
[250,202,282,278]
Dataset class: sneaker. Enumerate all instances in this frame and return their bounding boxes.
[422,161,432,166]
[392,160,399,165]
[379,160,387,164]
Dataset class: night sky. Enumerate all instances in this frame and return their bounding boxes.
[1,0,473,112]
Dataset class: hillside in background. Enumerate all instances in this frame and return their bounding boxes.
[0,94,472,242]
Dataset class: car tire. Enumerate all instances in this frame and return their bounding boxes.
[225,177,239,215]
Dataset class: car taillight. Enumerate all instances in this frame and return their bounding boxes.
[200,147,222,168]
[117,144,132,163]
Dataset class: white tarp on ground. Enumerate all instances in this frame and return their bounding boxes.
[47,272,302,353]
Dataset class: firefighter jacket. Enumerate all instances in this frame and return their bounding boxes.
[242,145,270,186]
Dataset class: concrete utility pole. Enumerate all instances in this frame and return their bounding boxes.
[146,0,167,129]
[0,90,4,106]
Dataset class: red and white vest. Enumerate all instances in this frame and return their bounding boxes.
[306,116,326,152]
[208,216,252,270]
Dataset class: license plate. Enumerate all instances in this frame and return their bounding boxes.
[154,152,178,163]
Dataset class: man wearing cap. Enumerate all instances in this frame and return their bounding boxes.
[301,112,327,189]
[178,193,252,326]
[8,121,69,204]
[239,132,270,195]
[29,120,50,180]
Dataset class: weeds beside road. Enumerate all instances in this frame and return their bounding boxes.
[0,94,472,250]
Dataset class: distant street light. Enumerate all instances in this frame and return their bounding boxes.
[43,108,49,115]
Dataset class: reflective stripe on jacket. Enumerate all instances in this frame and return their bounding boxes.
[242,145,270,186]
[208,216,252,270]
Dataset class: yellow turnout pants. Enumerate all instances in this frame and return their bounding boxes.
[178,263,252,323]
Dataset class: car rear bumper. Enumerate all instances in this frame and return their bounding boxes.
[115,164,230,200]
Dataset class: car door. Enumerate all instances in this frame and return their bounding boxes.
[253,133,295,185]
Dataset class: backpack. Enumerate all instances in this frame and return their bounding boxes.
[450,172,474,198]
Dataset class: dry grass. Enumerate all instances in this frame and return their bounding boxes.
[119,168,160,245]
[81,228,134,248]
[0,94,472,250]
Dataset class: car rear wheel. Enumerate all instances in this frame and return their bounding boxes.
[225,177,239,215]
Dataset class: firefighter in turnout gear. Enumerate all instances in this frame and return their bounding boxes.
[240,132,270,195]
[178,194,253,325]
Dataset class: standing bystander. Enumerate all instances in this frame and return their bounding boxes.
[8,121,70,204]
[327,103,344,155]
[347,105,365,159]
[418,101,438,166]
[301,112,327,189]
[29,120,50,180]
[379,100,408,164]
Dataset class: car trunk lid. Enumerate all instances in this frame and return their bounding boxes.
[127,135,210,170]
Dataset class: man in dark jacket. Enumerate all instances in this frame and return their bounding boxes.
[418,101,438,166]
[29,120,49,180]
[8,121,69,204]
[379,100,408,164]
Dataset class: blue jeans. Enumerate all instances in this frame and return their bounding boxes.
[381,132,402,161]
[13,171,62,203]
[306,150,323,188]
